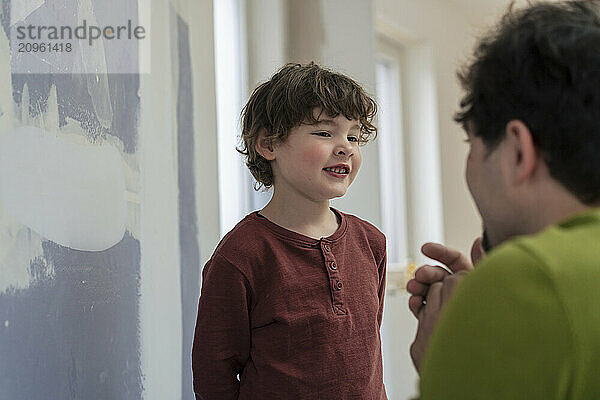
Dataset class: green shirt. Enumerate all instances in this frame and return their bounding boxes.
[419,209,600,400]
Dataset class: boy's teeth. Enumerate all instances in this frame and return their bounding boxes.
[324,167,347,174]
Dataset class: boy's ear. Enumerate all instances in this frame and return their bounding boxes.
[255,129,276,161]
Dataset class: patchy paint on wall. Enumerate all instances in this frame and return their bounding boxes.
[0,0,143,398]
[0,125,128,251]
[175,11,200,400]
[0,235,141,399]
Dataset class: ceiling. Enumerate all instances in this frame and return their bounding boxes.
[448,0,562,15]
[449,0,512,8]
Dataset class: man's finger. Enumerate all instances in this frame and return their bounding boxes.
[406,279,429,296]
[425,281,443,313]
[411,281,444,372]
[440,270,468,305]
[413,265,450,284]
[421,242,473,273]
[470,237,485,265]
[409,295,424,318]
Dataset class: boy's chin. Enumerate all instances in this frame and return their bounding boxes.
[312,182,352,200]
[326,189,349,200]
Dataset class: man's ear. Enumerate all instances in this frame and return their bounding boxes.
[255,129,276,161]
[504,120,538,185]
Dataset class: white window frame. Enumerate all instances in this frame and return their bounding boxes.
[375,51,410,267]
[375,32,445,269]
[213,0,252,236]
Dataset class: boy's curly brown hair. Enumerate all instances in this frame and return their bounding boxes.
[238,62,378,189]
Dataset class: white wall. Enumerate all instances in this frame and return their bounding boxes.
[375,2,478,399]
[157,2,539,399]
[219,1,484,399]
[139,1,182,398]
[374,0,536,255]
[373,1,534,398]
[142,1,540,399]
[141,1,220,399]
[155,1,546,399]
[246,0,288,86]
[372,1,501,398]
[190,0,221,267]
[375,0,484,257]
[284,0,382,227]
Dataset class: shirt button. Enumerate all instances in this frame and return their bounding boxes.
[323,244,330,252]
[330,262,337,270]
[335,281,343,290]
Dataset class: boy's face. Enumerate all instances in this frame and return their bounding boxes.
[270,110,362,202]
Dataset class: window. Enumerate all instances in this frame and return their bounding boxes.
[375,56,409,266]
[213,0,251,236]
[375,35,444,268]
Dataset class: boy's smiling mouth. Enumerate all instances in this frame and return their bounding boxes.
[323,164,350,177]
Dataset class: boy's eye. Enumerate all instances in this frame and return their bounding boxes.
[348,136,359,142]
[314,131,331,137]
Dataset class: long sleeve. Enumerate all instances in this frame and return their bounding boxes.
[192,253,252,400]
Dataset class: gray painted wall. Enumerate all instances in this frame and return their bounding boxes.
[0,0,205,398]
[174,10,199,400]
[0,0,203,397]
[0,0,143,397]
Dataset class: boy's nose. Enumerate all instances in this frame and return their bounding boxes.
[335,142,354,157]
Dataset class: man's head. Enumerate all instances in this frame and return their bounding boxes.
[239,62,377,189]
[456,0,600,248]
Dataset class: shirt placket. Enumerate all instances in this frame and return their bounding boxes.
[320,240,346,315]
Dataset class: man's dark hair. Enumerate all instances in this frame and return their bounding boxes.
[456,0,600,204]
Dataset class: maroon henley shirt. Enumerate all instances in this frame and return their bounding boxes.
[192,209,387,400]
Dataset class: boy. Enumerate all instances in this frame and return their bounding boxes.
[193,63,387,400]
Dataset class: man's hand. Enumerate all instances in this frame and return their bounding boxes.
[409,269,469,372]
[407,238,484,317]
